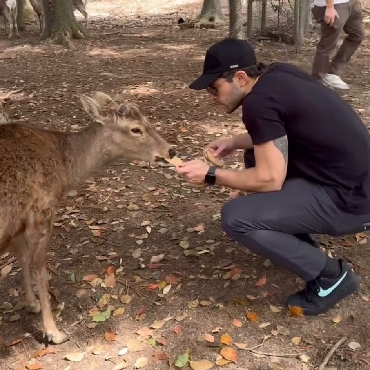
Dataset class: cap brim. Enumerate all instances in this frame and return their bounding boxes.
[188,72,221,90]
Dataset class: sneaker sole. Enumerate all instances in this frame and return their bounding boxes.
[287,270,360,316]
[322,80,350,90]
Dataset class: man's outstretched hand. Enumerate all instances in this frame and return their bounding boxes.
[175,160,210,186]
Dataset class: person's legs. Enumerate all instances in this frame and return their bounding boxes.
[311,3,356,89]
[311,5,347,80]
[329,0,364,76]
[221,150,369,315]
[244,149,320,249]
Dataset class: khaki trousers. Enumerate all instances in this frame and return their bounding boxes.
[311,0,364,79]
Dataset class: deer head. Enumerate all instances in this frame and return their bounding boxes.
[79,92,175,163]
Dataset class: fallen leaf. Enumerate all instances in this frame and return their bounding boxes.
[234,343,248,349]
[150,254,165,263]
[32,347,55,358]
[165,274,180,285]
[330,314,341,324]
[136,327,154,337]
[277,326,290,336]
[291,337,301,345]
[289,306,304,317]
[127,204,140,211]
[132,248,142,259]
[189,359,214,370]
[199,300,213,307]
[269,361,284,370]
[118,348,128,356]
[151,320,166,329]
[105,272,116,288]
[174,349,190,367]
[113,307,125,317]
[134,357,148,368]
[205,333,215,343]
[298,354,310,363]
[173,325,182,334]
[92,309,111,322]
[215,358,232,366]
[26,361,43,370]
[65,352,86,362]
[163,284,171,295]
[269,304,281,313]
[105,331,117,341]
[82,274,99,282]
[258,322,271,329]
[232,319,242,328]
[1,263,13,278]
[348,341,361,350]
[255,276,267,287]
[220,347,238,362]
[120,295,132,304]
[220,334,233,345]
[246,312,258,323]
[188,299,199,308]
[153,351,169,360]
[112,362,128,370]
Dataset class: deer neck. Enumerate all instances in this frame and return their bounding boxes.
[64,123,119,187]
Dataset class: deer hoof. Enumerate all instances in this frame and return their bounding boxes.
[47,330,69,344]
[27,300,41,314]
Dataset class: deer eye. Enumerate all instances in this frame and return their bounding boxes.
[131,127,143,135]
[118,106,126,115]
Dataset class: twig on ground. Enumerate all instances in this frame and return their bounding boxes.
[317,336,347,370]
[238,342,301,357]
[0,87,25,101]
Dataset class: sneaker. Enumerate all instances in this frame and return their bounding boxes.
[286,259,360,316]
[322,73,350,90]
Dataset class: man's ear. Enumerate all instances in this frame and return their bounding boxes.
[235,70,250,86]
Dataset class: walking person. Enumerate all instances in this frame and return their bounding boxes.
[176,38,370,315]
[311,0,364,89]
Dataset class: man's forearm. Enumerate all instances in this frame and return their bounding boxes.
[326,0,334,7]
[214,167,282,192]
[232,132,254,150]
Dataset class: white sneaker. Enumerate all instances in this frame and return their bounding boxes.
[322,73,350,90]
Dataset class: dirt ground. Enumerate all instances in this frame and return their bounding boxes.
[1,1,370,369]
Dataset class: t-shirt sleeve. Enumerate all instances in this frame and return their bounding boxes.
[242,92,286,145]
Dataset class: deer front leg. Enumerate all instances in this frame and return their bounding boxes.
[13,235,41,313]
[13,12,19,38]
[29,228,68,344]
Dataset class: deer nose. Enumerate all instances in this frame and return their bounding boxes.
[169,148,176,158]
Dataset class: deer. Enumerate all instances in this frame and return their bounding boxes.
[72,0,88,28]
[0,91,175,344]
[29,0,44,35]
[0,0,19,38]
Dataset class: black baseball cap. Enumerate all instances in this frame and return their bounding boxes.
[189,38,257,90]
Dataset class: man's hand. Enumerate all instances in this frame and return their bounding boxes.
[325,6,339,26]
[175,160,209,185]
[206,137,236,158]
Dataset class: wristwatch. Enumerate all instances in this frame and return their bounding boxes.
[205,166,217,185]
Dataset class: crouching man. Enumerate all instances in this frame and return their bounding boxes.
[176,38,370,315]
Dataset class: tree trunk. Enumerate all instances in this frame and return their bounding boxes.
[42,0,84,47]
[16,0,25,31]
[197,0,226,23]
[229,0,245,39]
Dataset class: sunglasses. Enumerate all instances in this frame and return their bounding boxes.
[205,71,236,97]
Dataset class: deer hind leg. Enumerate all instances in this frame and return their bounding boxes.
[12,234,41,314]
[27,223,68,344]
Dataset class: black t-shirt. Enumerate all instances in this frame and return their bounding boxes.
[242,62,370,215]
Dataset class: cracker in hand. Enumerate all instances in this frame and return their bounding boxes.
[165,156,183,166]
[204,148,225,167]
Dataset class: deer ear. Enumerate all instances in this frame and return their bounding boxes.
[91,91,116,107]
[79,95,105,124]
